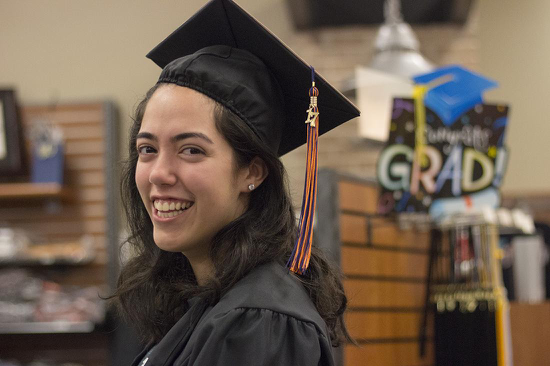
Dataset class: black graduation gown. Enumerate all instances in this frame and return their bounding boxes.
[130,261,335,366]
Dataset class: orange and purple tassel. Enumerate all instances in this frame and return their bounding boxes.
[287,66,319,275]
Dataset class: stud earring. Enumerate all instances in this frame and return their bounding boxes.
[248,184,255,191]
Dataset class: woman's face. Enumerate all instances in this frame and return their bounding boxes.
[135,84,250,261]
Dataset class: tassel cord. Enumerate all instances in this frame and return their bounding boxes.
[287,68,319,274]
[289,114,318,273]
[297,123,318,271]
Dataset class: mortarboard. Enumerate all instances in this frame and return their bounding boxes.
[413,65,498,126]
[146,0,359,273]
[146,0,359,156]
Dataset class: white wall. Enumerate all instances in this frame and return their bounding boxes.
[1,0,549,195]
[0,0,292,151]
[478,0,550,193]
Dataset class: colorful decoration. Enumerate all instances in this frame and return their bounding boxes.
[428,217,513,366]
[376,66,509,217]
[29,118,65,185]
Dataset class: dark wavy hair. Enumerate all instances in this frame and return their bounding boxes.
[110,83,352,347]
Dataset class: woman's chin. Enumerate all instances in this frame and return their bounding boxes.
[153,233,188,252]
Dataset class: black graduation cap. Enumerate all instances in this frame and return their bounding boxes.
[147,0,360,274]
[146,0,359,156]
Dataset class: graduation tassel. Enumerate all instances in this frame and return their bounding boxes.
[287,67,319,275]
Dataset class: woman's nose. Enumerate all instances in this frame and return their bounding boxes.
[149,154,178,186]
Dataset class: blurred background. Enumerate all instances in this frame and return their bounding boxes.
[0,0,549,365]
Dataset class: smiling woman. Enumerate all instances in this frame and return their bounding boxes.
[109,0,359,365]
[135,85,256,282]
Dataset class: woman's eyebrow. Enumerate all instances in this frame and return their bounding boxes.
[172,132,213,144]
[136,132,156,141]
[135,132,213,144]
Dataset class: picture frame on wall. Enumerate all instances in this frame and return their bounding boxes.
[0,89,26,178]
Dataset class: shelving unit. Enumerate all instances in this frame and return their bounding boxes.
[0,101,121,365]
[0,256,94,267]
[315,170,433,366]
[0,182,70,200]
[0,321,95,334]
[501,193,550,366]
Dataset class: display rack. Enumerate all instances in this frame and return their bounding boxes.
[0,321,95,334]
[0,182,71,200]
[0,101,120,365]
[315,170,433,366]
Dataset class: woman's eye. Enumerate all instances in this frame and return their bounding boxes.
[181,147,204,155]
[137,145,156,154]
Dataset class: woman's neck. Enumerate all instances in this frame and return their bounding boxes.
[188,255,214,286]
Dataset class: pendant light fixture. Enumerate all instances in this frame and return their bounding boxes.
[370,0,434,77]
[349,0,435,142]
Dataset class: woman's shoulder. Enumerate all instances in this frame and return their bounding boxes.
[210,261,326,331]
[176,263,335,365]
[163,263,335,365]
[132,263,335,366]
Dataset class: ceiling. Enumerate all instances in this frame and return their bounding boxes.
[286,0,475,30]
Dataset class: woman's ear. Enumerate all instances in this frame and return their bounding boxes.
[241,157,268,192]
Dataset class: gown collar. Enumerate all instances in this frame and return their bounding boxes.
[130,297,208,366]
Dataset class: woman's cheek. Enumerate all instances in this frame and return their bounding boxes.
[135,164,151,204]
[135,165,145,189]
[182,164,211,191]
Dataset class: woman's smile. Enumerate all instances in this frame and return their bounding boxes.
[134,84,250,261]
[151,198,194,219]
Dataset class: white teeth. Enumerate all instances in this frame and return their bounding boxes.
[153,200,194,215]
[157,210,186,218]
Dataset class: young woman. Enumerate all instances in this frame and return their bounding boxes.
[111,1,359,365]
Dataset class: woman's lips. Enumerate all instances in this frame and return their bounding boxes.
[152,200,194,221]
[153,199,193,211]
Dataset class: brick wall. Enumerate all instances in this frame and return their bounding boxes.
[281,6,480,206]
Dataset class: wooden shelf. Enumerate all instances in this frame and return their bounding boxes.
[0,256,95,267]
[510,301,550,366]
[0,321,96,334]
[0,182,70,200]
